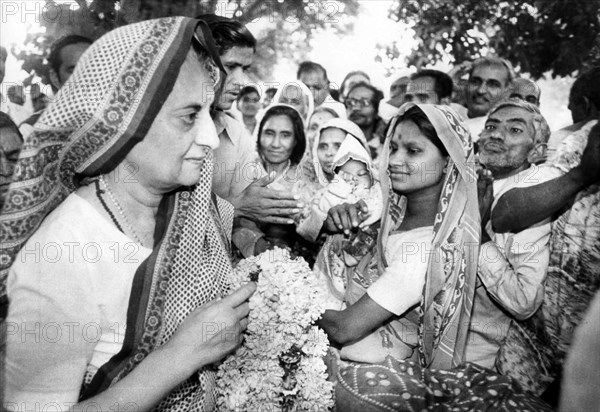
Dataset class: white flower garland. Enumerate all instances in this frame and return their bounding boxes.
[217,248,334,411]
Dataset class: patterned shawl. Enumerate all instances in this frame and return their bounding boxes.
[0,17,234,410]
[377,103,480,369]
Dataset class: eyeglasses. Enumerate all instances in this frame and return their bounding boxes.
[345,98,372,109]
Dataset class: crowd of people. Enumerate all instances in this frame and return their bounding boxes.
[0,13,599,412]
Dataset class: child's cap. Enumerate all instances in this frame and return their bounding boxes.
[332,135,374,177]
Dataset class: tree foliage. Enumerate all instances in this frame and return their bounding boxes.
[385,0,600,78]
[13,0,359,85]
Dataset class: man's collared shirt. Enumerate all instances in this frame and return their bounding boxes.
[212,111,258,202]
[466,164,562,369]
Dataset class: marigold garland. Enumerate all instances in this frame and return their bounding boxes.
[217,248,334,411]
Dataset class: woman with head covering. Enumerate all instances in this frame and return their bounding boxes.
[305,106,339,156]
[2,17,254,410]
[318,103,480,366]
[296,131,382,243]
[304,118,370,187]
[256,104,306,182]
[319,104,551,411]
[272,80,314,124]
[232,104,311,258]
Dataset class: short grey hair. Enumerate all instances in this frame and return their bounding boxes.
[488,100,551,144]
[470,56,516,86]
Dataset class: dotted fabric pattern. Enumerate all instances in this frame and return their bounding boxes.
[153,151,234,412]
[336,356,553,412]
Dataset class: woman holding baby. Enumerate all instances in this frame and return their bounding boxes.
[317,103,551,411]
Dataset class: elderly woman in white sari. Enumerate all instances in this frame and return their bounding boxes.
[2,17,254,411]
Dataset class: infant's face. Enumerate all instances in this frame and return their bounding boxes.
[338,159,371,188]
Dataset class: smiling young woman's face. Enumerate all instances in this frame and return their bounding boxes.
[388,120,446,194]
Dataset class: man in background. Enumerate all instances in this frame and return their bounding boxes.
[507,78,541,106]
[0,46,32,125]
[404,69,453,105]
[345,81,386,161]
[199,14,302,225]
[297,61,346,117]
[20,35,93,138]
[462,57,515,140]
[236,85,260,135]
[546,67,599,157]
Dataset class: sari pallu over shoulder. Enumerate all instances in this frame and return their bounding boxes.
[1,16,234,410]
[376,103,480,369]
[81,173,234,410]
[333,104,548,412]
[0,16,223,306]
[315,103,479,370]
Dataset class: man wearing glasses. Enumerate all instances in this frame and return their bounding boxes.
[345,81,387,162]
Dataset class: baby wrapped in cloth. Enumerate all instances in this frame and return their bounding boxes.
[296,133,383,243]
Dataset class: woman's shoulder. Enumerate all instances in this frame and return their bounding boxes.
[37,193,108,235]
[22,192,130,252]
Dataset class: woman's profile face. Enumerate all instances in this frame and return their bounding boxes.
[317,127,346,174]
[388,120,446,194]
[125,52,219,192]
[259,114,296,166]
[279,84,308,119]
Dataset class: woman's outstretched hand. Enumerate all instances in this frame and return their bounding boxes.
[324,200,370,235]
[166,282,256,369]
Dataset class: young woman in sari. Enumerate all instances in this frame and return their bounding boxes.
[2,17,254,411]
[319,103,552,411]
[318,103,480,366]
